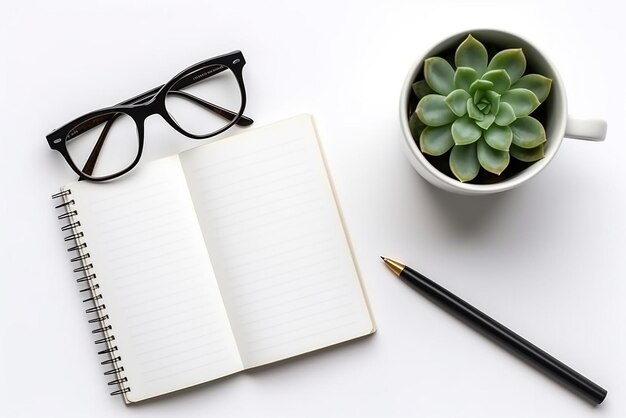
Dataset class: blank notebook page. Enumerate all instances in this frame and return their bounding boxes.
[67,156,243,403]
[180,115,373,368]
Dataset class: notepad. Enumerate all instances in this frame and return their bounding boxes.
[52,115,375,403]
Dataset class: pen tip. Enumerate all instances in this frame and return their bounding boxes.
[380,256,385,261]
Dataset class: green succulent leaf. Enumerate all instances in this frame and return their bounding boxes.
[475,113,496,130]
[512,74,552,103]
[467,98,484,121]
[420,124,454,156]
[452,115,482,145]
[510,116,546,148]
[444,89,471,117]
[467,99,485,120]
[484,90,501,115]
[409,112,427,139]
[481,69,511,93]
[484,124,512,151]
[495,102,516,126]
[478,137,510,175]
[455,35,488,76]
[454,67,478,92]
[473,89,485,105]
[487,48,527,83]
[449,143,480,182]
[469,79,494,96]
[416,94,457,126]
[501,88,540,117]
[424,57,455,95]
[412,80,435,99]
[510,143,545,162]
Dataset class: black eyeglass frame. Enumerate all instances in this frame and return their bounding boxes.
[46,50,251,181]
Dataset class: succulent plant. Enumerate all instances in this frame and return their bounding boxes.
[410,34,552,182]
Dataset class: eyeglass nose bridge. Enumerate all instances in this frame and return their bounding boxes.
[126,99,180,146]
[120,88,188,134]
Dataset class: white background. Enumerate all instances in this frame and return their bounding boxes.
[1,1,624,417]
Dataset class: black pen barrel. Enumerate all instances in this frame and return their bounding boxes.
[400,266,607,404]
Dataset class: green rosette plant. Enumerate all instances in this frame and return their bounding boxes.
[410,35,552,182]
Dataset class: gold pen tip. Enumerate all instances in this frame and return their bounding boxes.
[380,256,404,276]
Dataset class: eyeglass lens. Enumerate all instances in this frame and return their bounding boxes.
[65,112,139,179]
[165,64,242,136]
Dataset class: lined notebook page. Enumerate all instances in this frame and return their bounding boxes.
[179,115,373,368]
[67,156,242,403]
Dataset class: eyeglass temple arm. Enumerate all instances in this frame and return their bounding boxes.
[165,91,249,124]
[81,113,120,176]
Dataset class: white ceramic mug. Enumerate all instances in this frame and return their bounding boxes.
[399,29,607,195]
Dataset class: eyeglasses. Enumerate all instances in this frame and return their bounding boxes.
[46,50,253,181]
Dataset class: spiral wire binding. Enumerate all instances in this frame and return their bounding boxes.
[52,189,130,397]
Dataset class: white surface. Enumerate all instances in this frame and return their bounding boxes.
[0,1,623,417]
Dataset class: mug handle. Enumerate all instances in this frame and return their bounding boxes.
[565,116,607,141]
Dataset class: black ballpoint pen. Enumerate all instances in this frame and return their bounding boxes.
[381,256,607,404]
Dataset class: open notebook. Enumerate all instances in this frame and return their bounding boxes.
[52,115,375,403]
